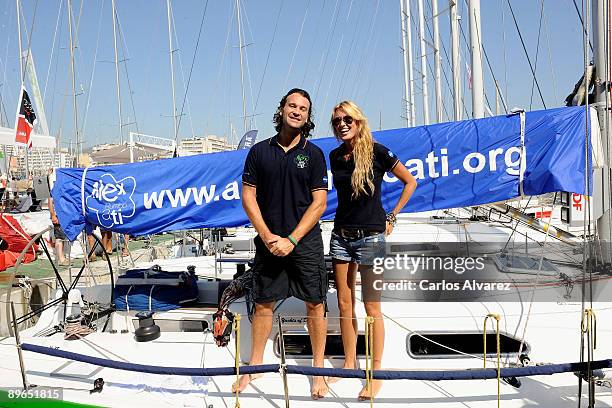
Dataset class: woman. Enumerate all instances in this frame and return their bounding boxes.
[328,101,416,400]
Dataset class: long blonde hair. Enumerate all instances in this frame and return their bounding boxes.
[331,101,374,198]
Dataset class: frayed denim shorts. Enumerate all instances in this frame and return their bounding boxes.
[329,231,386,266]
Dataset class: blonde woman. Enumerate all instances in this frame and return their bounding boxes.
[328,101,416,400]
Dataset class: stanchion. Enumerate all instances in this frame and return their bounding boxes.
[365,316,375,407]
[233,313,241,408]
[10,301,29,390]
[484,313,501,408]
[582,309,597,408]
[277,314,290,408]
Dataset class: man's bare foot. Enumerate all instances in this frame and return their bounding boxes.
[311,376,329,400]
[231,373,263,393]
[358,379,383,401]
[326,363,356,384]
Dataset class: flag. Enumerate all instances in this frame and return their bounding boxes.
[237,130,257,150]
[15,86,36,148]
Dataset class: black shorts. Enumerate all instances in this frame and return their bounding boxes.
[53,223,67,241]
[251,234,328,304]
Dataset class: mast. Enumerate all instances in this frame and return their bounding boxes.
[432,0,443,123]
[236,0,248,133]
[111,0,124,144]
[15,0,28,177]
[450,0,462,121]
[405,0,416,126]
[468,0,485,118]
[67,0,80,165]
[593,0,612,245]
[16,0,23,82]
[400,0,413,127]
[417,0,429,124]
[166,0,178,142]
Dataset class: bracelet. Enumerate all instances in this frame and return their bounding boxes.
[287,235,298,246]
[386,212,397,226]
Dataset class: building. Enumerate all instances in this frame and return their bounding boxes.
[4,145,74,177]
[179,135,234,155]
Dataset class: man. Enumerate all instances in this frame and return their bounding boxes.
[234,88,329,399]
[48,195,69,266]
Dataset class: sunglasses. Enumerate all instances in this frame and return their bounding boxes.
[332,115,354,127]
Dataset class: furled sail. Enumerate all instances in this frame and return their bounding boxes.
[53,106,592,240]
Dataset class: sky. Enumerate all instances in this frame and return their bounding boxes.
[0,0,591,150]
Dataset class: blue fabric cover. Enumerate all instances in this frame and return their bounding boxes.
[113,268,199,311]
[21,343,612,380]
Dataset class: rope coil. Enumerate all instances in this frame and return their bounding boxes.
[581,308,597,349]
[483,313,501,408]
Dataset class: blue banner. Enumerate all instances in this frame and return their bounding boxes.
[53,107,592,241]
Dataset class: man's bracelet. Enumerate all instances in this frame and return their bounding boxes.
[287,235,298,246]
[386,212,397,226]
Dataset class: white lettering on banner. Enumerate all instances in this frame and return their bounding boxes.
[136,146,526,212]
[166,188,192,208]
[143,190,166,209]
[384,146,523,181]
[221,182,240,200]
[142,183,242,210]
[193,185,216,205]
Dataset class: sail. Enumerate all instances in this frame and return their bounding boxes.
[52,106,592,241]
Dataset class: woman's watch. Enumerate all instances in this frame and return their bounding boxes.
[386,212,397,226]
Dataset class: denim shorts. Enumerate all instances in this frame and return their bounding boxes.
[329,231,386,266]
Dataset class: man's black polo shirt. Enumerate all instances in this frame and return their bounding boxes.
[242,134,328,241]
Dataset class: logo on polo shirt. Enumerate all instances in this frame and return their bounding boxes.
[295,154,309,169]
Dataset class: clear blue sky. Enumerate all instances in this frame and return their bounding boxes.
[0,0,589,149]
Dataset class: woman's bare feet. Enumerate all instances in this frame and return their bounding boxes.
[325,362,356,384]
[231,373,263,393]
[311,376,329,399]
[358,379,383,401]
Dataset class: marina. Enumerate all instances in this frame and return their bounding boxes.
[0,0,611,407]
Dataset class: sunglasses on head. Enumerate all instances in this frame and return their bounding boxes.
[332,115,354,127]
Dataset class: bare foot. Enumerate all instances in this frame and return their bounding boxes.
[231,373,263,393]
[358,379,383,401]
[326,363,356,384]
[311,376,329,400]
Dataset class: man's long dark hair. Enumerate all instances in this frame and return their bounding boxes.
[272,88,315,137]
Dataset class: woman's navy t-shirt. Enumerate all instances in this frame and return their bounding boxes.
[330,142,399,231]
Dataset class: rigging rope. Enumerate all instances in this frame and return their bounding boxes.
[253,2,282,114]
[283,0,311,93]
[505,0,547,108]
[176,0,209,139]
[43,0,63,106]
[529,0,545,111]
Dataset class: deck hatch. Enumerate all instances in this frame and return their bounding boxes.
[407,331,529,359]
[274,332,367,359]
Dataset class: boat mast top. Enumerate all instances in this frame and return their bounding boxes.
[167,0,179,143]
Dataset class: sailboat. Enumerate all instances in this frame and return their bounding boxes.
[1,1,612,408]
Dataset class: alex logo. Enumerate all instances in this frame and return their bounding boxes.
[85,173,136,229]
[295,154,309,169]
